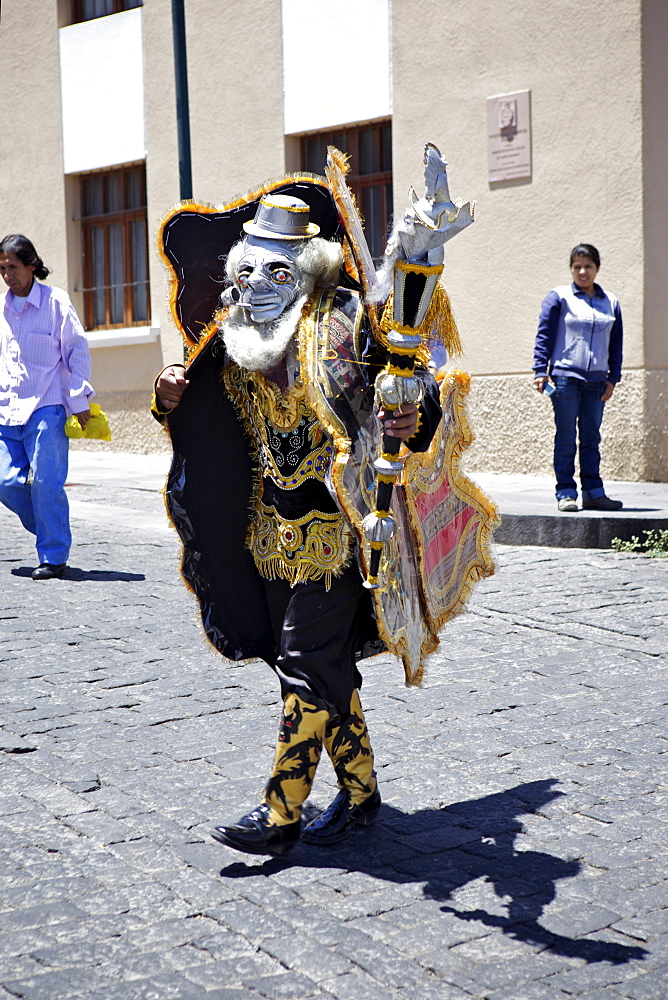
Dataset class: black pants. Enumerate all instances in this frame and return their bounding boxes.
[263,562,376,718]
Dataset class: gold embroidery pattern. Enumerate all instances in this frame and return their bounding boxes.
[223,356,354,586]
[226,367,333,491]
[248,375,312,433]
[250,503,353,588]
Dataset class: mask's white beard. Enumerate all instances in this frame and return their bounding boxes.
[219,294,309,372]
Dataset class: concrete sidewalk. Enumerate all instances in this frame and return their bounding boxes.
[473,473,668,549]
[67,451,668,550]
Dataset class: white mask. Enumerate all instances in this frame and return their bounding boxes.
[235,239,302,324]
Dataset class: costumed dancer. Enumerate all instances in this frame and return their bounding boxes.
[153,146,498,856]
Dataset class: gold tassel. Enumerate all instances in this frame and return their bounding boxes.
[423,283,463,358]
[379,284,463,364]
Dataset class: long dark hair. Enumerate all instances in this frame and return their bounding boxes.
[0,234,51,280]
[569,243,600,269]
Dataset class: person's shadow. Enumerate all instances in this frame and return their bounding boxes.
[11,566,145,582]
[220,778,647,966]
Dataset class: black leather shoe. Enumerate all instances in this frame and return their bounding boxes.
[582,496,623,511]
[211,803,300,856]
[31,563,66,580]
[302,786,381,846]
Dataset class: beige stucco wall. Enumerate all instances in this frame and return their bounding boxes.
[0,5,69,288]
[627,0,667,481]
[79,340,169,453]
[645,371,668,481]
[391,0,667,481]
[392,0,644,375]
[463,370,668,483]
[144,0,286,375]
[142,1,182,371]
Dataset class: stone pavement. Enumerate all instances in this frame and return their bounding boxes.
[0,452,667,1000]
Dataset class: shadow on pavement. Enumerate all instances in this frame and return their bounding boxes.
[11,566,146,582]
[220,778,647,966]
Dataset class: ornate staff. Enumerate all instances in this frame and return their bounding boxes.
[361,143,475,589]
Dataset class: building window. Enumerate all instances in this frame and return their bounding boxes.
[72,0,142,24]
[301,121,392,261]
[80,164,150,330]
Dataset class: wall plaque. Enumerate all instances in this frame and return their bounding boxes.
[487,89,531,183]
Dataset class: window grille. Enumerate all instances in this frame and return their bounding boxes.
[80,164,150,330]
[301,121,393,261]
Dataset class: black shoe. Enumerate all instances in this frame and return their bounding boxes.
[31,563,66,580]
[582,496,623,511]
[211,803,300,856]
[302,786,381,846]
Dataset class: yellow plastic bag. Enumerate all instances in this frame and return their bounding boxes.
[65,403,112,441]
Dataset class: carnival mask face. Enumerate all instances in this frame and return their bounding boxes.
[235,242,302,324]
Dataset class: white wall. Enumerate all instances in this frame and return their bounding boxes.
[59,8,146,174]
[282,0,391,134]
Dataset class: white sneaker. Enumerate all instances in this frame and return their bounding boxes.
[557,498,578,512]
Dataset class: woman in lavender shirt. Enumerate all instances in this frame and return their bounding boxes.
[0,235,94,579]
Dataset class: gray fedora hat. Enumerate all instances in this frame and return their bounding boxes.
[243,194,320,240]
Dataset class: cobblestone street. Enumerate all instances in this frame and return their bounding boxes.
[1,455,667,1000]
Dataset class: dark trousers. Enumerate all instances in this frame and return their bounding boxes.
[550,377,607,501]
[263,562,374,718]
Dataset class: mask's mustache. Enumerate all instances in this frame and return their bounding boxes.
[220,285,251,309]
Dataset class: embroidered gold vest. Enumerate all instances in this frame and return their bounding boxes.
[223,363,354,588]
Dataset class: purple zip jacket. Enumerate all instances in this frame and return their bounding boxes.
[533,281,623,384]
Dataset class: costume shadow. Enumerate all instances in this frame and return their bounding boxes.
[11,566,145,582]
[220,778,646,966]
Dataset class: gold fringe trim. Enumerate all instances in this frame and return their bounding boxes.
[395,259,444,277]
[223,331,354,589]
[405,406,424,445]
[425,284,463,358]
[297,289,440,685]
[402,369,501,638]
[324,147,383,342]
[185,318,220,364]
[150,390,172,419]
[380,284,463,363]
[342,239,361,285]
[248,504,354,590]
[386,363,416,377]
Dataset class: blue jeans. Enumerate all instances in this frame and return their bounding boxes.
[0,405,71,564]
[550,377,607,501]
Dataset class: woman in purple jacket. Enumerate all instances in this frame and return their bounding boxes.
[533,244,623,512]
